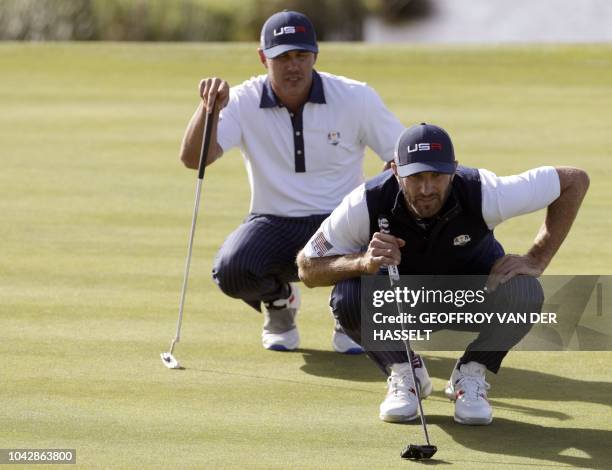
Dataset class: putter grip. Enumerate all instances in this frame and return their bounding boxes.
[377,217,400,282]
[197,96,217,180]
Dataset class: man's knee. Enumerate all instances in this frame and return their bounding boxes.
[494,275,545,313]
[212,246,258,298]
[330,278,361,326]
[489,275,544,341]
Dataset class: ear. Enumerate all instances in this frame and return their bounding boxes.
[451,160,459,181]
[313,52,318,65]
[391,161,400,178]
[257,48,268,68]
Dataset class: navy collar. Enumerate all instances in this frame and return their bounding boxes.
[259,70,326,108]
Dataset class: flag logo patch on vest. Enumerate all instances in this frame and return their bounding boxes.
[453,234,471,246]
[312,232,333,256]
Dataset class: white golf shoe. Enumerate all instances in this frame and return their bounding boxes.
[331,319,364,354]
[379,356,433,423]
[445,361,493,425]
[262,284,301,351]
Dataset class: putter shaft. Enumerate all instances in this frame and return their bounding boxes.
[163,99,217,366]
[378,216,435,453]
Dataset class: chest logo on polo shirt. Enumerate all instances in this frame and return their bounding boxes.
[453,234,471,246]
[327,131,341,146]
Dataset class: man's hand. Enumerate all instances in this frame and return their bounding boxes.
[179,78,228,169]
[199,77,230,112]
[361,232,406,273]
[486,254,545,292]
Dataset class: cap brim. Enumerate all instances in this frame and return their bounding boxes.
[263,43,318,58]
[396,161,456,178]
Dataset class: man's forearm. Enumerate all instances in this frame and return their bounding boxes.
[527,167,589,270]
[297,251,366,287]
[179,101,222,169]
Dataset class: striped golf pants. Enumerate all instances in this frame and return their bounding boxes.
[330,275,545,375]
[212,213,329,312]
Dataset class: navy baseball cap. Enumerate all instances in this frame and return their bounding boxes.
[394,123,456,177]
[260,11,318,59]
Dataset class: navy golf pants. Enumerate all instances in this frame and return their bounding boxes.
[212,213,329,312]
[330,275,545,375]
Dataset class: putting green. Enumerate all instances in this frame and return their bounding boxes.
[1,43,610,469]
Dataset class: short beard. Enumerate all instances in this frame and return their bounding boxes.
[405,181,453,219]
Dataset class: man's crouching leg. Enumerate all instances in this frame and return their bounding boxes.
[329,277,432,423]
[447,275,545,425]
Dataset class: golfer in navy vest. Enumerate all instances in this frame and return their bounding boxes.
[298,123,589,425]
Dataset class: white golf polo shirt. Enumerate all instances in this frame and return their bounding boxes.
[303,166,561,257]
[216,71,405,217]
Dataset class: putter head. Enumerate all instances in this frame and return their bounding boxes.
[160,352,182,369]
[401,444,437,460]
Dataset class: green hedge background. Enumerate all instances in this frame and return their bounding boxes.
[0,0,426,41]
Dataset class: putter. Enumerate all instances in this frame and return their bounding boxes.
[161,96,217,370]
[377,217,437,460]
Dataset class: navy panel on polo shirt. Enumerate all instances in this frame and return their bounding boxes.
[259,71,326,173]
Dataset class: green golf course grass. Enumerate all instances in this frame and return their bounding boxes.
[1,42,611,469]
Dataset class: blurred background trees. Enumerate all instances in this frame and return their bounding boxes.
[0,0,426,41]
